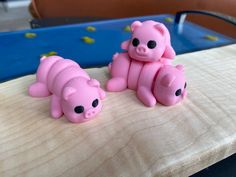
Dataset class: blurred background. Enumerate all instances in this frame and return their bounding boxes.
[0,0,235,38]
[0,0,31,31]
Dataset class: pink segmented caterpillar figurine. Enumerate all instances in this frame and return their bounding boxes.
[28,56,106,123]
[106,20,176,107]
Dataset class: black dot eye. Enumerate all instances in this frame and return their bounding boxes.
[175,89,182,96]
[184,82,187,89]
[74,106,84,114]
[132,38,139,47]
[92,99,99,108]
[147,40,156,49]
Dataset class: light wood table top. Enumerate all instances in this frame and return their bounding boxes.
[0,45,236,177]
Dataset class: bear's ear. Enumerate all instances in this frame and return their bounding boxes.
[176,64,184,71]
[87,79,100,87]
[161,74,176,87]
[154,23,166,36]
[131,21,142,32]
[63,87,76,100]
[121,40,130,50]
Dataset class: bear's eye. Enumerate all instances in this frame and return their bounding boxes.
[147,40,156,49]
[184,82,187,89]
[132,38,139,47]
[74,106,84,114]
[175,89,182,96]
[92,99,99,108]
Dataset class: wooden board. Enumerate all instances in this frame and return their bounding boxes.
[0,44,236,177]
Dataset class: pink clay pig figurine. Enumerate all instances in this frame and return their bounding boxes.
[121,20,175,62]
[107,20,175,107]
[28,56,106,123]
[153,65,187,106]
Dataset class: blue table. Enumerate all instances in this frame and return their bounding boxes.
[0,14,235,82]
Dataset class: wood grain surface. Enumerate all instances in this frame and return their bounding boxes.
[0,45,236,177]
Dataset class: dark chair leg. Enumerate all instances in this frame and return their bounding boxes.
[1,0,8,12]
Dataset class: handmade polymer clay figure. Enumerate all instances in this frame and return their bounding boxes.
[106,20,176,107]
[28,56,106,123]
[153,65,187,106]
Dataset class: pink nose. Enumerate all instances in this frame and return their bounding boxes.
[85,108,97,119]
[136,45,147,55]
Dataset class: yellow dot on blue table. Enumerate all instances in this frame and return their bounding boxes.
[81,36,95,44]
[24,33,37,38]
[124,25,131,32]
[86,26,96,32]
[40,51,58,57]
[204,35,219,41]
[164,17,173,23]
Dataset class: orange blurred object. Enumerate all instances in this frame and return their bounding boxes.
[30,0,236,38]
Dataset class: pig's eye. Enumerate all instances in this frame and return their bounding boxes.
[92,99,99,108]
[147,40,156,49]
[175,89,182,96]
[184,82,187,89]
[74,106,84,114]
[132,38,139,47]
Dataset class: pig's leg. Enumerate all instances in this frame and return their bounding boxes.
[137,86,156,107]
[28,82,50,97]
[28,56,61,97]
[50,95,63,118]
[106,53,131,91]
[137,62,161,107]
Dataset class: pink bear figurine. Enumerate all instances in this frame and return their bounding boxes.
[153,65,187,106]
[28,56,106,123]
[106,20,176,107]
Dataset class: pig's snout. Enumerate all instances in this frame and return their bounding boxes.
[136,45,148,55]
[85,108,98,119]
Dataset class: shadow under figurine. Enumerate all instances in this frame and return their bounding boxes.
[28,56,106,123]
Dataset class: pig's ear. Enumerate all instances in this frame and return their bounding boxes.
[161,74,176,87]
[154,23,166,36]
[121,40,130,50]
[98,88,106,100]
[131,21,142,32]
[87,79,100,87]
[176,64,184,71]
[63,87,76,100]
[162,45,176,59]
